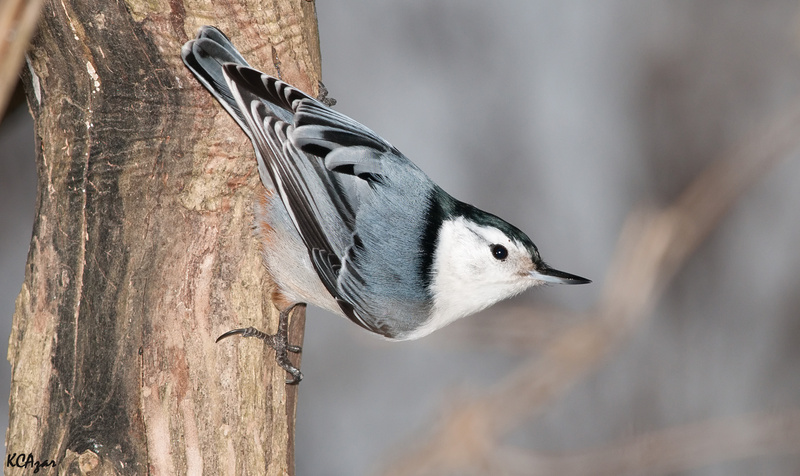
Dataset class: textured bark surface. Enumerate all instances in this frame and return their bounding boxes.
[7,1,321,474]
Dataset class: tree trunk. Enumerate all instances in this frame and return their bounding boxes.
[7,1,322,474]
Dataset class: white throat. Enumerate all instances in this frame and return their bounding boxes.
[401,217,533,340]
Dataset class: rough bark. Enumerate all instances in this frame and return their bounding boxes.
[7,1,322,474]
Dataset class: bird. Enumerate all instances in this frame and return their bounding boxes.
[181,26,590,384]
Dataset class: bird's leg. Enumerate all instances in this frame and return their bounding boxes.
[216,302,305,384]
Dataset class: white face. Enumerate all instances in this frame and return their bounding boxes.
[403,217,544,340]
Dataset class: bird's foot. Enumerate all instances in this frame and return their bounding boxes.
[317,81,337,107]
[216,302,305,384]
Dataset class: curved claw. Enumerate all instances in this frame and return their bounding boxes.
[285,368,303,385]
[215,328,247,343]
[216,326,268,343]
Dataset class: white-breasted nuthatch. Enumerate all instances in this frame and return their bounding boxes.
[181,26,590,384]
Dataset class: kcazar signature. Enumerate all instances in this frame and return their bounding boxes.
[6,453,56,473]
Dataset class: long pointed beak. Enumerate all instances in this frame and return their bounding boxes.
[530,264,591,285]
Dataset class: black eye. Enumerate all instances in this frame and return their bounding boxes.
[491,244,508,261]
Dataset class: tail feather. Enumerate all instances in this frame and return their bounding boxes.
[181,26,254,130]
[182,26,307,128]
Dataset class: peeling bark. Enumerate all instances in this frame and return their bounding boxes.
[7,1,321,474]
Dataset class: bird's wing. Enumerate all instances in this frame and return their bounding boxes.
[222,64,400,335]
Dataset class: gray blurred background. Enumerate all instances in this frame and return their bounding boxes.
[3,1,800,475]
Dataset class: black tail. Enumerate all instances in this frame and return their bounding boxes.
[181,26,253,130]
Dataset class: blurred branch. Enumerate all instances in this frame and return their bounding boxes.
[493,410,800,476]
[382,96,800,476]
[431,304,579,353]
[0,0,43,116]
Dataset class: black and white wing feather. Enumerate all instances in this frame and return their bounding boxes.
[221,64,396,335]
